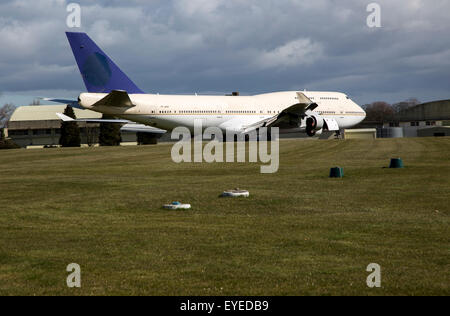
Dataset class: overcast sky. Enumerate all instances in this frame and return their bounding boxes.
[1,0,449,106]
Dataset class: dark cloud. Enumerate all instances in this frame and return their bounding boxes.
[0,0,449,105]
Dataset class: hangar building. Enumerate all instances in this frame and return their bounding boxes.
[382,100,450,137]
[7,105,140,148]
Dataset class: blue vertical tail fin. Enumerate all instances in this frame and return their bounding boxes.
[66,32,144,94]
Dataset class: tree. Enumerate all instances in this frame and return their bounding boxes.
[59,106,81,147]
[84,124,99,147]
[0,125,20,150]
[98,114,122,146]
[0,103,16,128]
[363,101,395,123]
[0,137,20,149]
[392,98,420,113]
[137,132,158,145]
[29,99,41,106]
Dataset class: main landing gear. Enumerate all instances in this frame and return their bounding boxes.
[334,130,342,139]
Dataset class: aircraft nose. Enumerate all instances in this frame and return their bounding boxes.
[353,101,366,122]
[360,106,367,123]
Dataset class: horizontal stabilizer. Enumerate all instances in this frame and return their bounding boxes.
[93,90,134,108]
[42,98,84,109]
[43,98,77,104]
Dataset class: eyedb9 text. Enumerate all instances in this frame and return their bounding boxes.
[224,301,269,312]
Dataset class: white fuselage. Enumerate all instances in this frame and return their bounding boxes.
[79,91,366,133]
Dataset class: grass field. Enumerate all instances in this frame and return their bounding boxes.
[0,137,449,296]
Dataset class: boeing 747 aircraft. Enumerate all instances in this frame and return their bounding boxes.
[52,32,366,137]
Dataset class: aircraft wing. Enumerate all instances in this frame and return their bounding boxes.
[243,92,317,132]
[56,113,130,123]
[120,124,166,134]
[55,113,166,134]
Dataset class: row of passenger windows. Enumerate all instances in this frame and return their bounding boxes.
[155,110,281,114]
[320,97,339,100]
[226,110,257,114]
[156,110,366,115]
[179,110,221,114]
[156,109,364,116]
[317,111,337,115]
[156,108,364,115]
[159,110,222,114]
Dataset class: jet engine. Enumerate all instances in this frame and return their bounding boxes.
[305,113,324,137]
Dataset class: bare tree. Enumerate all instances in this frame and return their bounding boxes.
[0,103,16,128]
[363,101,395,123]
[29,99,41,106]
[392,98,420,113]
